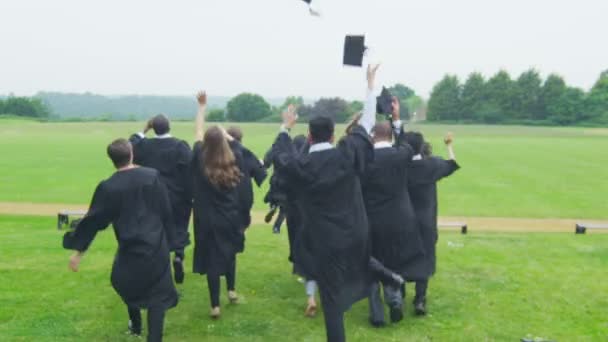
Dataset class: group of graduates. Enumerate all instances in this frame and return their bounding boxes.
[62,64,459,342]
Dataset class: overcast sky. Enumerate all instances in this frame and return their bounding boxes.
[1,0,606,100]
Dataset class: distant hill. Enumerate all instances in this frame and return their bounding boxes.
[31,92,287,120]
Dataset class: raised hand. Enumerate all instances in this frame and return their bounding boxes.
[367,64,381,90]
[282,104,298,129]
[196,91,207,107]
[444,132,454,145]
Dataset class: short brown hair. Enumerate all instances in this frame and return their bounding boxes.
[107,139,132,168]
[227,126,243,142]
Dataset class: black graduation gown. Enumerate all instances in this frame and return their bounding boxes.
[191,141,245,276]
[231,142,267,229]
[361,141,427,281]
[273,126,373,313]
[129,134,192,250]
[63,167,178,310]
[408,156,460,277]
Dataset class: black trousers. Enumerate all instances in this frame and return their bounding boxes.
[128,306,166,342]
[319,290,346,342]
[415,279,428,302]
[207,259,237,308]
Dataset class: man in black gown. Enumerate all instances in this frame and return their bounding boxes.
[63,138,178,342]
[272,65,380,342]
[227,126,268,230]
[406,132,460,315]
[129,115,192,284]
[361,100,426,326]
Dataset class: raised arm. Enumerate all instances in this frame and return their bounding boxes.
[445,132,456,160]
[360,64,380,135]
[195,91,207,142]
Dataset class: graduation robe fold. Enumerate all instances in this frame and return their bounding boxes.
[230,142,267,229]
[63,167,178,310]
[408,156,460,276]
[273,125,373,313]
[191,141,245,276]
[129,134,193,250]
[361,140,427,280]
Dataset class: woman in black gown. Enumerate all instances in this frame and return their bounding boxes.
[191,92,244,319]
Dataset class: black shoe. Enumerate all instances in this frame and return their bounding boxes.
[369,319,386,328]
[414,300,427,316]
[173,257,184,284]
[265,207,277,224]
[389,305,404,323]
[272,225,281,234]
[127,320,142,337]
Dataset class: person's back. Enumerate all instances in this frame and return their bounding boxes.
[63,138,178,341]
[129,114,192,284]
[361,123,425,279]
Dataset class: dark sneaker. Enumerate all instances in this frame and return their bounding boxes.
[127,320,142,337]
[389,305,404,323]
[414,300,427,316]
[173,257,185,284]
[265,207,277,224]
[369,319,386,328]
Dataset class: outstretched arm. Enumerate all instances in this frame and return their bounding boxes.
[359,64,380,135]
[195,91,207,142]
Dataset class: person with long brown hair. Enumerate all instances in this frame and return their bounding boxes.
[190,91,244,319]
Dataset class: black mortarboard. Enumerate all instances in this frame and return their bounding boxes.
[343,35,367,67]
[376,87,394,115]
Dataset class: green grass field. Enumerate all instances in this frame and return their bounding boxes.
[1,215,607,341]
[1,120,607,218]
[1,120,608,341]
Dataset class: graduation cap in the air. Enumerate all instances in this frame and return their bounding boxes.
[343,35,368,67]
[301,0,321,16]
[376,87,394,116]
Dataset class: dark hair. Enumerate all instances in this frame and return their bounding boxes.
[293,134,307,152]
[107,138,132,168]
[309,116,334,143]
[422,142,433,157]
[200,126,242,189]
[403,132,424,155]
[227,126,243,142]
[371,122,392,141]
[152,114,170,135]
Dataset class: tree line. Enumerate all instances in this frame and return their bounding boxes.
[211,84,424,124]
[0,96,50,118]
[427,70,608,126]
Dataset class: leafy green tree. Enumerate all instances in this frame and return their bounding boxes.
[585,71,608,122]
[539,74,567,121]
[226,93,272,122]
[427,75,461,121]
[552,87,586,125]
[207,109,225,122]
[485,70,515,121]
[460,72,485,121]
[2,97,50,118]
[514,69,543,120]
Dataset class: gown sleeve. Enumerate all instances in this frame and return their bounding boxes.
[431,157,460,182]
[63,181,114,252]
[337,125,374,175]
[154,175,177,250]
[128,133,147,165]
[245,149,268,187]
